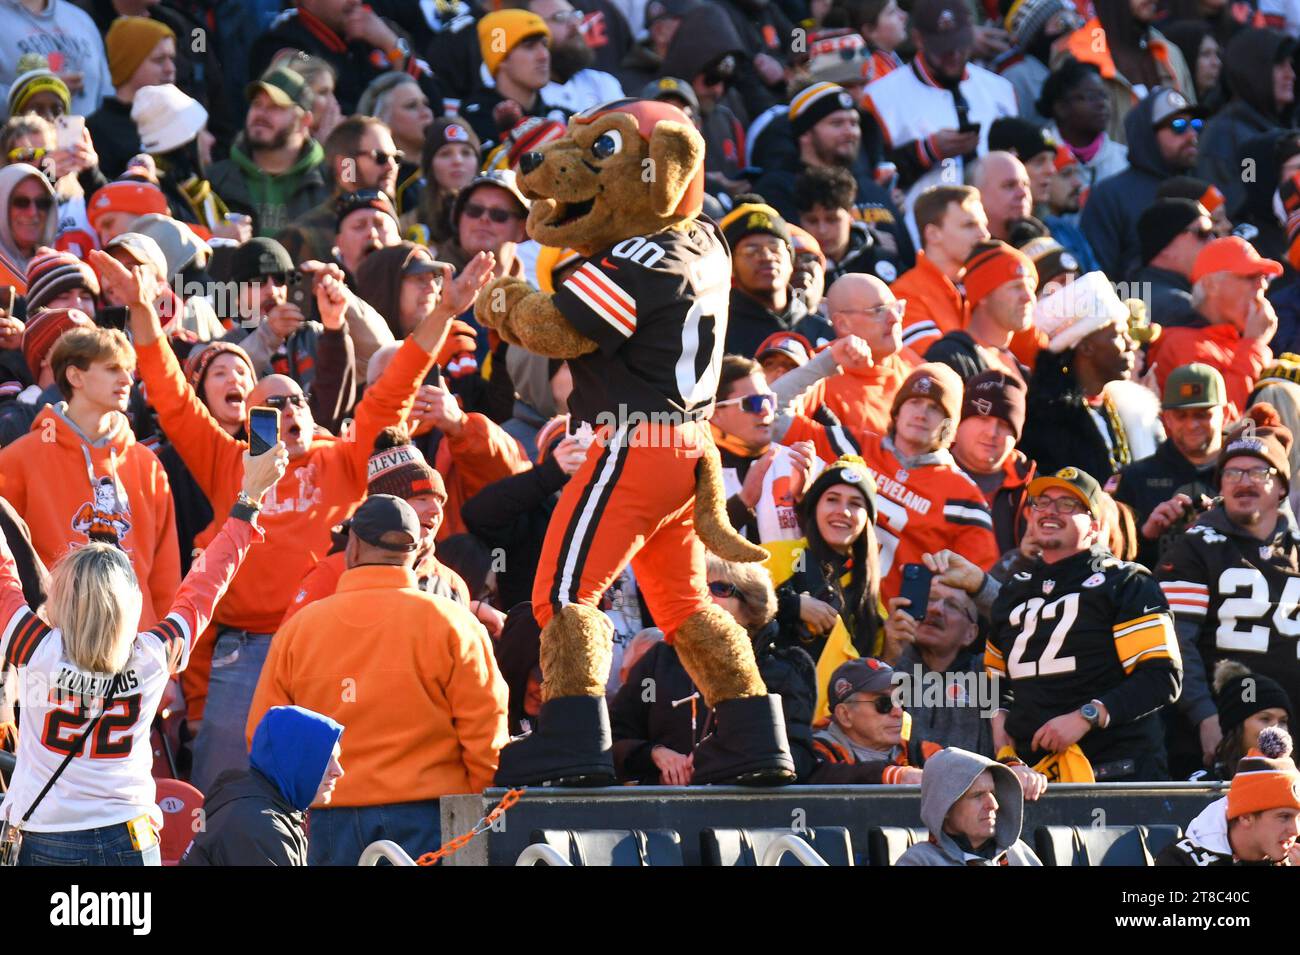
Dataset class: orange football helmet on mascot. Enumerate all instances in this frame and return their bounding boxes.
[476,99,796,787]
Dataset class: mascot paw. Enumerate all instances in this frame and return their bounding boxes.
[474,276,533,340]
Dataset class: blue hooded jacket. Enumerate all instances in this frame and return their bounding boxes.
[250,705,344,812]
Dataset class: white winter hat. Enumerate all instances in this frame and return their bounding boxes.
[131,84,207,155]
[1034,271,1129,354]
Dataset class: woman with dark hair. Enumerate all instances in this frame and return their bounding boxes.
[772,456,885,719]
[1160,19,1224,103]
[1057,0,1197,143]
[1163,0,1261,48]
[400,118,482,249]
[1039,58,1131,187]
[610,553,817,785]
[1195,660,1294,780]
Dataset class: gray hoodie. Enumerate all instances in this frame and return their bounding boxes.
[896,748,1042,866]
[0,163,56,274]
[0,0,112,117]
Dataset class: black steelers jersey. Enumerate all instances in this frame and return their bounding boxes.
[553,219,730,426]
[1156,506,1300,715]
[987,546,1182,748]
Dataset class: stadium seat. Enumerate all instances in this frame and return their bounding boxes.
[1034,825,1184,866]
[700,827,854,866]
[529,829,683,866]
[155,778,204,866]
[867,827,930,866]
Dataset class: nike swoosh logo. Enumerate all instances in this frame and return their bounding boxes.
[600,257,619,270]
[1144,605,1162,613]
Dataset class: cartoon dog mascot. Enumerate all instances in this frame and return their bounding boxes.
[475,99,796,787]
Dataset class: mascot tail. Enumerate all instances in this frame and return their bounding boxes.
[694,444,769,563]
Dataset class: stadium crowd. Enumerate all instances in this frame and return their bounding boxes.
[0,0,1298,868]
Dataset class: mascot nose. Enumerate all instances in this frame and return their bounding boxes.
[519,151,544,174]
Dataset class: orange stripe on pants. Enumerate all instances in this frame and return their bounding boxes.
[533,419,711,639]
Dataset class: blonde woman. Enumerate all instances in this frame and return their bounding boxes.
[0,444,285,866]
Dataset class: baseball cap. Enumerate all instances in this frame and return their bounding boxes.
[640,76,700,115]
[349,494,421,552]
[988,117,1058,163]
[104,231,169,278]
[247,65,314,112]
[645,0,700,27]
[1027,466,1104,517]
[1191,235,1284,284]
[452,169,531,223]
[1149,87,1205,127]
[756,332,812,366]
[229,237,294,284]
[911,0,975,54]
[1163,363,1226,410]
[827,658,898,709]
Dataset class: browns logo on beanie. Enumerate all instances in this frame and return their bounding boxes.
[1227,726,1300,820]
[960,240,1037,311]
[1216,402,1293,491]
[891,362,963,425]
[22,307,93,379]
[367,426,446,501]
[962,369,1027,439]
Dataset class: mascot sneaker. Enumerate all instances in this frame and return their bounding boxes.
[494,695,617,787]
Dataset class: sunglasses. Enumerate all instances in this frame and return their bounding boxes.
[6,147,46,164]
[702,70,733,88]
[462,201,521,224]
[10,194,53,212]
[708,581,741,599]
[842,695,897,715]
[357,148,405,166]
[264,393,308,409]
[714,392,776,415]
[1164,117,1203,135]
[1183,226,1213,242]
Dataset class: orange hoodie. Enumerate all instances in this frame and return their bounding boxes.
[1147,322,1271,419]
[247,564,509,804]
[796,347,924,444]
[0,404,180,627]
[135,333,436,635]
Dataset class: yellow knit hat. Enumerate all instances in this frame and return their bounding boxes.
[106,17,175,87]
[477,10,549,77]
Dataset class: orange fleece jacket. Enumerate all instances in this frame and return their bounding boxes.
[0,405,180,627]
[1147,322,1271,418]
[797,347,923,444]
[894,252,967,353]
[432,412,531,541]
[247,564,509,804]
[135,334,435,634]
[280,550,470,626]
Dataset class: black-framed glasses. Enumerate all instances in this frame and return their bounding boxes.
[714,392,776,415]
[1222,465,1277,484]
[357,148,405,166]
[462,201,521,224]
[264,393,308,409]
[1165,117,1203,135]
[10,194,53,212]
[1029,495,1089,515]
[708,580,741,600]
[843,695,897,715]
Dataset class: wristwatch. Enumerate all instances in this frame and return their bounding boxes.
[1080,701,1105,729]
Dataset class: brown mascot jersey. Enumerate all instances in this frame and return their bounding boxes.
[552,219,731,426]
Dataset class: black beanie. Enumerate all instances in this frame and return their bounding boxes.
[1137,198,1205,265]
[988,117,1057,163]
[962,369,1027,439]
[1215,660,1294,735]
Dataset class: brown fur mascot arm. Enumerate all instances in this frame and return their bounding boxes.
[474,277,599,359]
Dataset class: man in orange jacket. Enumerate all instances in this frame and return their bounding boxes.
[797,273,923,443]
[248,494,509,866]
[91,246,495,794]
[0,326,180,628]
[894,184,986,352]
[1147,236,1281,418]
